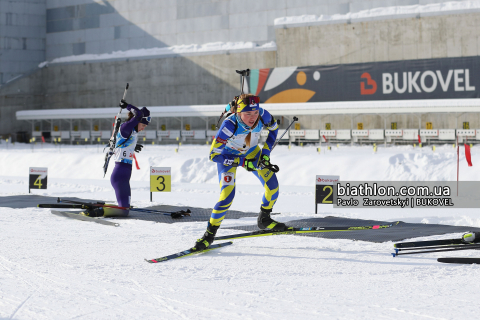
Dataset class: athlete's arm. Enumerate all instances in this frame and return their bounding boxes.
[260,109,278,157]
[120,105,143,138]
[209,118,242,166]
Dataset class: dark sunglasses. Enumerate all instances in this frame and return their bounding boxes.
[240,96,260,105]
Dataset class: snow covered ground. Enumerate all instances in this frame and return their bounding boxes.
[1,142,480,319]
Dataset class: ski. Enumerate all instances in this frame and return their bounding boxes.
[437,257,480,264]
[215,221,400,241]
[394,238,464,249]
[392,243,480,257]
[55,198,191,218]
[39,203,86,209]
[145,242,233,263]
[51,210,120,227]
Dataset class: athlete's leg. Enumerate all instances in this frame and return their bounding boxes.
[193,163,237,251]
[247,147,285,230]
[253,168,279,210]
[108,162,132,217]
[209,163,237,227]
[245,147,279,209]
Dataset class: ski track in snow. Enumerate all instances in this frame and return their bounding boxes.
[0,143,479,319]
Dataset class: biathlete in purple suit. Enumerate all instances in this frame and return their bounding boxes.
[83,100,151,217]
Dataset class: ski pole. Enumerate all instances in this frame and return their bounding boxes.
[271,116,298,151]
[247,116,298,172]
[394,238,463,249]
[127,207,191,216]
[392,243,480,257]
[396,243,474,252]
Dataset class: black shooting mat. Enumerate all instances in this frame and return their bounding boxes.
[223,216,480,243]
[125,205,267,223]
[5,195,480,242]
[1,195,263,223]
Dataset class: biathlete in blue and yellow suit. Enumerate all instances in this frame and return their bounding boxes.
[193,93,287,251]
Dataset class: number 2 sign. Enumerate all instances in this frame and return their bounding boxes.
[315,175,339,213]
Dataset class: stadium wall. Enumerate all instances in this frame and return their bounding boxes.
[0,49,276,137]
[275,11,480,131]
[3,7,480,137]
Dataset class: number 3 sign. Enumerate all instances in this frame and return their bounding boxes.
[150,167,171,201]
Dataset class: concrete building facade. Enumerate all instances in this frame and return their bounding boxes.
[44,0,461,61]
[0,0,46,85]
[1,0,480,139]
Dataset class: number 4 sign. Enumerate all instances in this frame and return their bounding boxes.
[315,175,339,213]
[150,167,171,201]
[29,167,48,193]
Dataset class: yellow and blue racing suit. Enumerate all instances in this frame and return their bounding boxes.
[208,107,279,227]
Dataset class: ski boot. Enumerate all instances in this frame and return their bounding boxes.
[257,206,287,231]
[193,225,219,251]
[462,231,480,243]
[81,207,104,217]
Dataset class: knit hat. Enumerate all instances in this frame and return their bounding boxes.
[140,107,151,125]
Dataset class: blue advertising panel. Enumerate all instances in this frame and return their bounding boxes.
[251,56,480,103]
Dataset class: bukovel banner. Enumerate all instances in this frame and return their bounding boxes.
[250,56,480,103]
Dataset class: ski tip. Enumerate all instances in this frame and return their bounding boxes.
[215,241,234,247]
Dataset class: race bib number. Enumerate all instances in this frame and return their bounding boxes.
[221,172,234,186]
[223,159,234,166]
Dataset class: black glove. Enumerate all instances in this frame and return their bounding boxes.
[134,144,143,153]
[259,154,279,172]
[119,99,129,109]
[170,209,191,219]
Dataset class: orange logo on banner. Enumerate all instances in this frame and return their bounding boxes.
[224,175,232,183]
[360,72,377,95]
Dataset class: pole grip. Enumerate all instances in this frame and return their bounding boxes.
[122,83,129,101]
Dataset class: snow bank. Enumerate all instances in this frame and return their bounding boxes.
[38,41,276,67]
[274,1,480,28]
[0,143,477,185]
